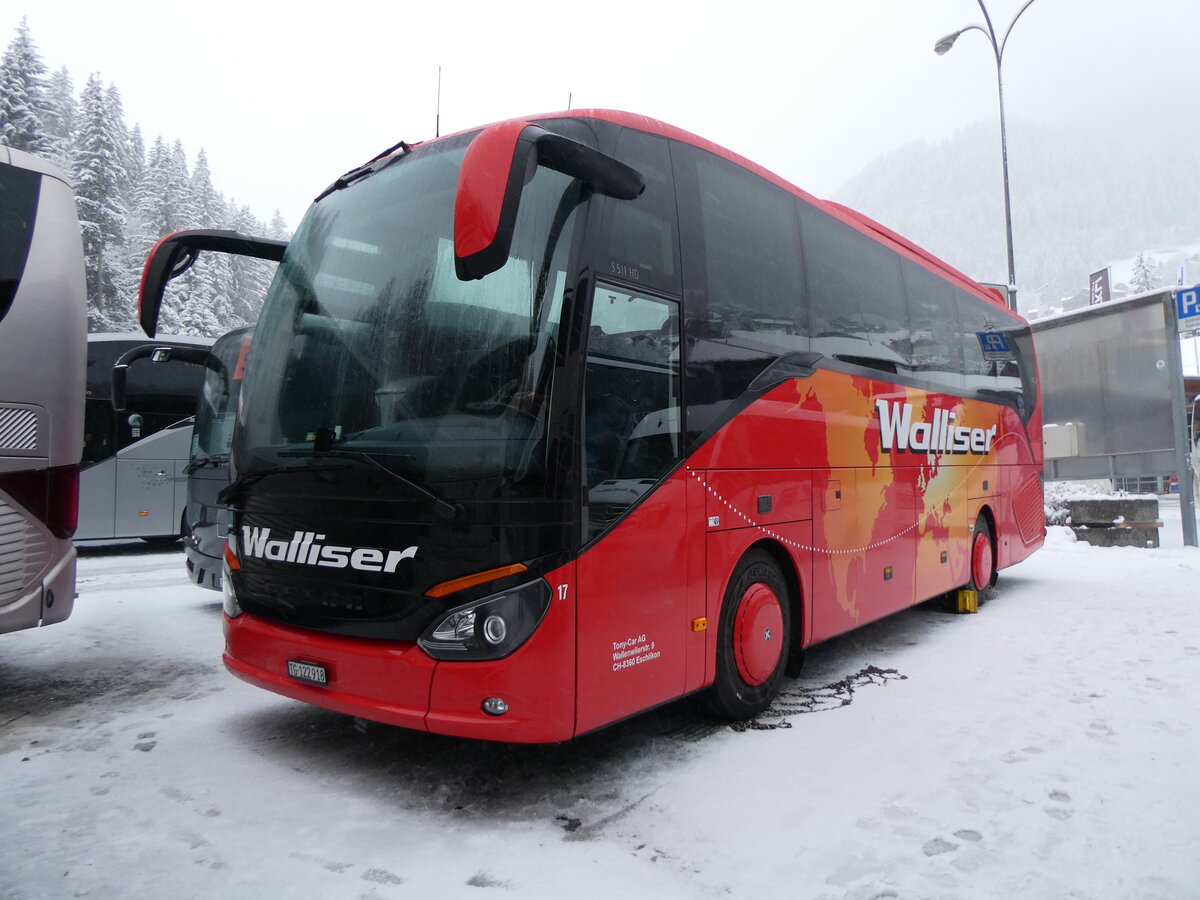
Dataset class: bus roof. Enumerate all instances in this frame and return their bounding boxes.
[398,108,1018,321]
[1,144,72,187]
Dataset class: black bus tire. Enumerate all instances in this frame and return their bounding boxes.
[702,549,791,721]
[969,516,997,598]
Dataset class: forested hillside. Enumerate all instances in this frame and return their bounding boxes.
[833,118,1200,316]
[0,19,288,335]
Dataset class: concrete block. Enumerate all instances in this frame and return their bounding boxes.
[1071,525,1160,549]
[1063,498,1158,526]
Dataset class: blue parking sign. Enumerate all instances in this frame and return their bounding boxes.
[1177,286,1200,328]
[977,331,1012,360]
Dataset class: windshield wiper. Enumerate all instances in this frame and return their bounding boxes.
[184,454,229,475]
[313,138,413,203]
[217,461,351,506]
[313,449,463,521]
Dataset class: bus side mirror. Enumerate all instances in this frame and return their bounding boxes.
[110,343,212,412]
[454,122,645,281]
[138,230,287,337]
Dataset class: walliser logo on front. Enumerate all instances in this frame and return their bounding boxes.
[240,527,417,573]
[875,399,996,455]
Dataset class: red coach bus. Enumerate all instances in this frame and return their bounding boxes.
[140,110,1044,742]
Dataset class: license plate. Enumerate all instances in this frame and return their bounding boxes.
[287,659,328,685]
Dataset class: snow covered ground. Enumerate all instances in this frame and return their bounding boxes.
[3,503,1199,899]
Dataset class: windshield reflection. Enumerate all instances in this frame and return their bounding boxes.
[237,137,584,504]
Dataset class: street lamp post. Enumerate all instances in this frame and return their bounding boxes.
[935,0,1038,313]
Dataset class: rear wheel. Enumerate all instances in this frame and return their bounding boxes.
[703,549,791,721]
[969,516,996,598]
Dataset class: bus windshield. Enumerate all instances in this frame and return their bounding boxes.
[237,136,585,506]
[191,329,250,468]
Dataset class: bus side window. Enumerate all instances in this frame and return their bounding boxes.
[584,284,681,536]
[800,204,908,375]
[595,130,680,296]
[672,141,804,447]
[960,298,1033,419]
[82,399,115,466]
[902,261,965,394]
[0,163,40,325]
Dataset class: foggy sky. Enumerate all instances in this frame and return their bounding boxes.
[4,1,1197,232]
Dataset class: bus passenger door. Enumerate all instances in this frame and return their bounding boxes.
[114,459,176,536]
[574,284,691,735]
[113,420,193,537]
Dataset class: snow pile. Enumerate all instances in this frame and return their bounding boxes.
[1043,479,1156,525]
[3,512,1199,898]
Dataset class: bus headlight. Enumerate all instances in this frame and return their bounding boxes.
[222,539,243,618]
[222,563,243,618]
[418,579,550,661]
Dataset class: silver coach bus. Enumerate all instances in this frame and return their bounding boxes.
[76,333,212,542]
[0,146,87,635]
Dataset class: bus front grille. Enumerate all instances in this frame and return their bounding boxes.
[237,571,435,640]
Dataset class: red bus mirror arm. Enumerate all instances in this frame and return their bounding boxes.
[454,122,644,282]
[138,229,287,337]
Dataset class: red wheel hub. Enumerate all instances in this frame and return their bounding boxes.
[972,530,993,590]
[733,582,784,686]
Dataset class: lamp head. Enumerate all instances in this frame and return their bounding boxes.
[934,30,964,55]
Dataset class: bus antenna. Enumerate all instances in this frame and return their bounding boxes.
[436,66,442,137]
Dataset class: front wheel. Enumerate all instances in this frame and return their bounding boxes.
[702,549,791,721]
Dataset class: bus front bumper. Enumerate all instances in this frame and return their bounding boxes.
[221,610,576,743]
[223,612,435,733]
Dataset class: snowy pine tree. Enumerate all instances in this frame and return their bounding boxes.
[126,124,145,194]
[225,203,280,324]
[179,149,234,334]
[43,66,76,170]
[73,73,131,331]
[267,209,291,242]
[1130,252,1157,294]
[130,137,172,251]
[0,18,51,155]
[155,139,207,334]
[3,20,288,337]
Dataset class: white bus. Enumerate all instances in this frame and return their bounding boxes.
[76,333,213,542]
[0,146,87,635]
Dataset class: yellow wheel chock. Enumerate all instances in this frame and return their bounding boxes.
[955,589,979,614]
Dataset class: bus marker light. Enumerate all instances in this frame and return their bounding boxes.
[482,697,509,716]
[691,617,708,632]
[426,563,528,599]
[138,510,149,517]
